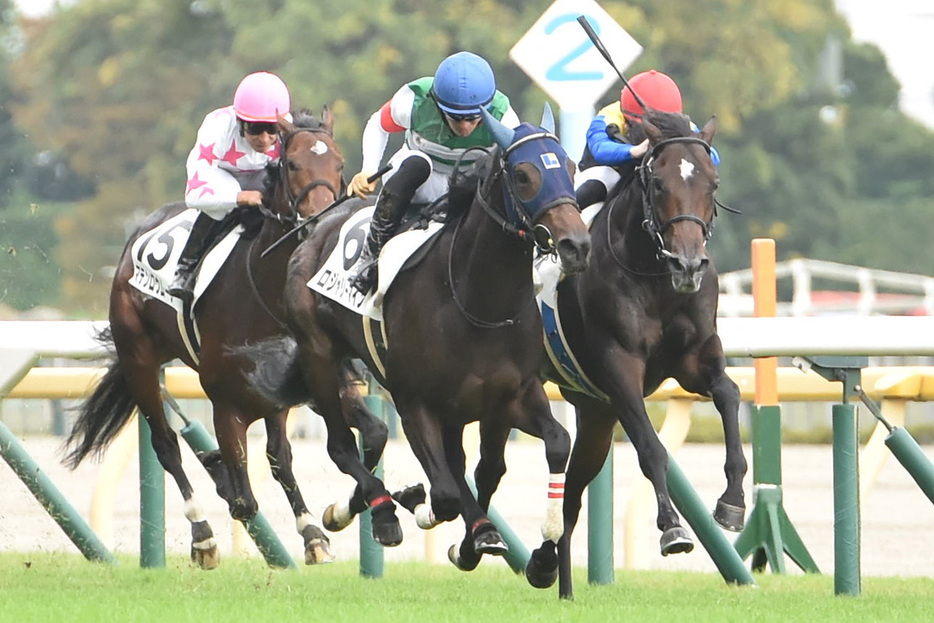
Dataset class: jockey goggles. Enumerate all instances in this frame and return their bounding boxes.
[241,120,279,136]
[444,111,482,123]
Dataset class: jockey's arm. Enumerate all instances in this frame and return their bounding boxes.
[586,114,644,167]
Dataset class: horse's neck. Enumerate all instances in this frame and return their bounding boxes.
[449,190,534,312]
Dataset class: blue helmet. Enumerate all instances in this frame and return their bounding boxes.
[432,51,496,115]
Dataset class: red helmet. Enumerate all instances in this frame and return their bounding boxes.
[620,70,682,120]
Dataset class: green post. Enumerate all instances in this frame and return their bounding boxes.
[359,393,385,579]
[466,477,531,573]
[733,405,818,574]
[139,415,166,568]
[0,419,116,564]
[587,449,614,585]
[667,454,755,585]
[832,403,861,596]
[885,427,934,505]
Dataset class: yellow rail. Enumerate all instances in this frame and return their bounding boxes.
[12,365,933,402]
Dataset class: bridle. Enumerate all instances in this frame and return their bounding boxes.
[448,130,577,328]
[637,136,716,261]
[255,126,345,230]
[247,123,344,327]
[474,131,578,255]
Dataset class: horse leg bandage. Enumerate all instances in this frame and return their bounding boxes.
[542,473,565,543]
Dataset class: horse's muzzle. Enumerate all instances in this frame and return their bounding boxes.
[667,254,708,293]
[557,231,592,275]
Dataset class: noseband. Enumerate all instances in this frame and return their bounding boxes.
[637,136,715,260]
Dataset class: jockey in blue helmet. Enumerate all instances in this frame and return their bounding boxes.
[346,51,520,295]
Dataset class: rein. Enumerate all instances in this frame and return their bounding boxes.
[246,124,342,326]
[445,146,547,329]
[447,205,533,329]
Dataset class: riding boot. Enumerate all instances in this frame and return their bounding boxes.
[349,156,430,295]
[349,189,405,295]
[167,212,220,303]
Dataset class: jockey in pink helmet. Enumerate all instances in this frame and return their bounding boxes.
[168,71,292,303]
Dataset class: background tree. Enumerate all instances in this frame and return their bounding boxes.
[4,0,933,315]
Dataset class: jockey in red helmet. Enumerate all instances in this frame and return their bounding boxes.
[575,70,719,213]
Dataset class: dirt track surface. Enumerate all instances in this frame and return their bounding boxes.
[3,436,933,578]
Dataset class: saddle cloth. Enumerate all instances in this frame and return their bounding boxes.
[128,208,242,363]
[308,206,445,321]
[533,201,609,401]
[128,209,241,310]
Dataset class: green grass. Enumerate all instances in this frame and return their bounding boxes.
[2,554,934,622]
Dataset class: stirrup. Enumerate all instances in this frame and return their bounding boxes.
[167,273,195,303]
[349,263,377,295]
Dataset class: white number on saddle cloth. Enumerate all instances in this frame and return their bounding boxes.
[128,208,241,309]
[309,206,444,321]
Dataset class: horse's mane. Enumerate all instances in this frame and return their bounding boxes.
[445,149,492,221]
[627,109,694,143]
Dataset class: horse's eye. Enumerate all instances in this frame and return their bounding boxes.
[651,177,665,194]
[287,160,299,172]
[514,163,542,202]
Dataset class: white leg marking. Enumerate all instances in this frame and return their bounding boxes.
[296,511,324,534]
[184,498,206,523]
[332,498,353,526]
[414,503,439,529]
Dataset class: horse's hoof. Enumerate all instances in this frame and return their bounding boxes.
[191,542,220,570]
[372,521,403,547]
[323,503,354,532]
[302,525,335,565]
[525,550,558,589]
[660,527,694,556]
[447,544,481,572]
[713,500,745,532]
[305,539,335,565]
[391,483,427,514]
[473,528,508,557]
[371,504,403,547]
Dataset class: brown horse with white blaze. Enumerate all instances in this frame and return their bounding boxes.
[64,110,387,568]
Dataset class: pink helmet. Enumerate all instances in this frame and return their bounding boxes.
[233,72,291,122]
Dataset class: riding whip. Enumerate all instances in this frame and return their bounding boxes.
[261,163,393,259]
[576,15,647,111]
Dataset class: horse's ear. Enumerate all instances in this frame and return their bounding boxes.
[480,107,515,149]
[321,106,334,133]
[277,113,295,135]
[642,118,662,144]
[699,115,717,145]
[540,102,556,134]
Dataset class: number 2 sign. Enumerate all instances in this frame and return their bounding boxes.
[510,0,642,111]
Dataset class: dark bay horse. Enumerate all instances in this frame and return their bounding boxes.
[64,110,386,568]
[549,110,747,598]
[245,109,591,584]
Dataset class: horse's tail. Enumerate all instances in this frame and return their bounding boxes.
[232,335,312,408]
[62,327,137,469]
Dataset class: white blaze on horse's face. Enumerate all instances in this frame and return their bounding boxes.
[310,140,329,155]
[679,158,695,182]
